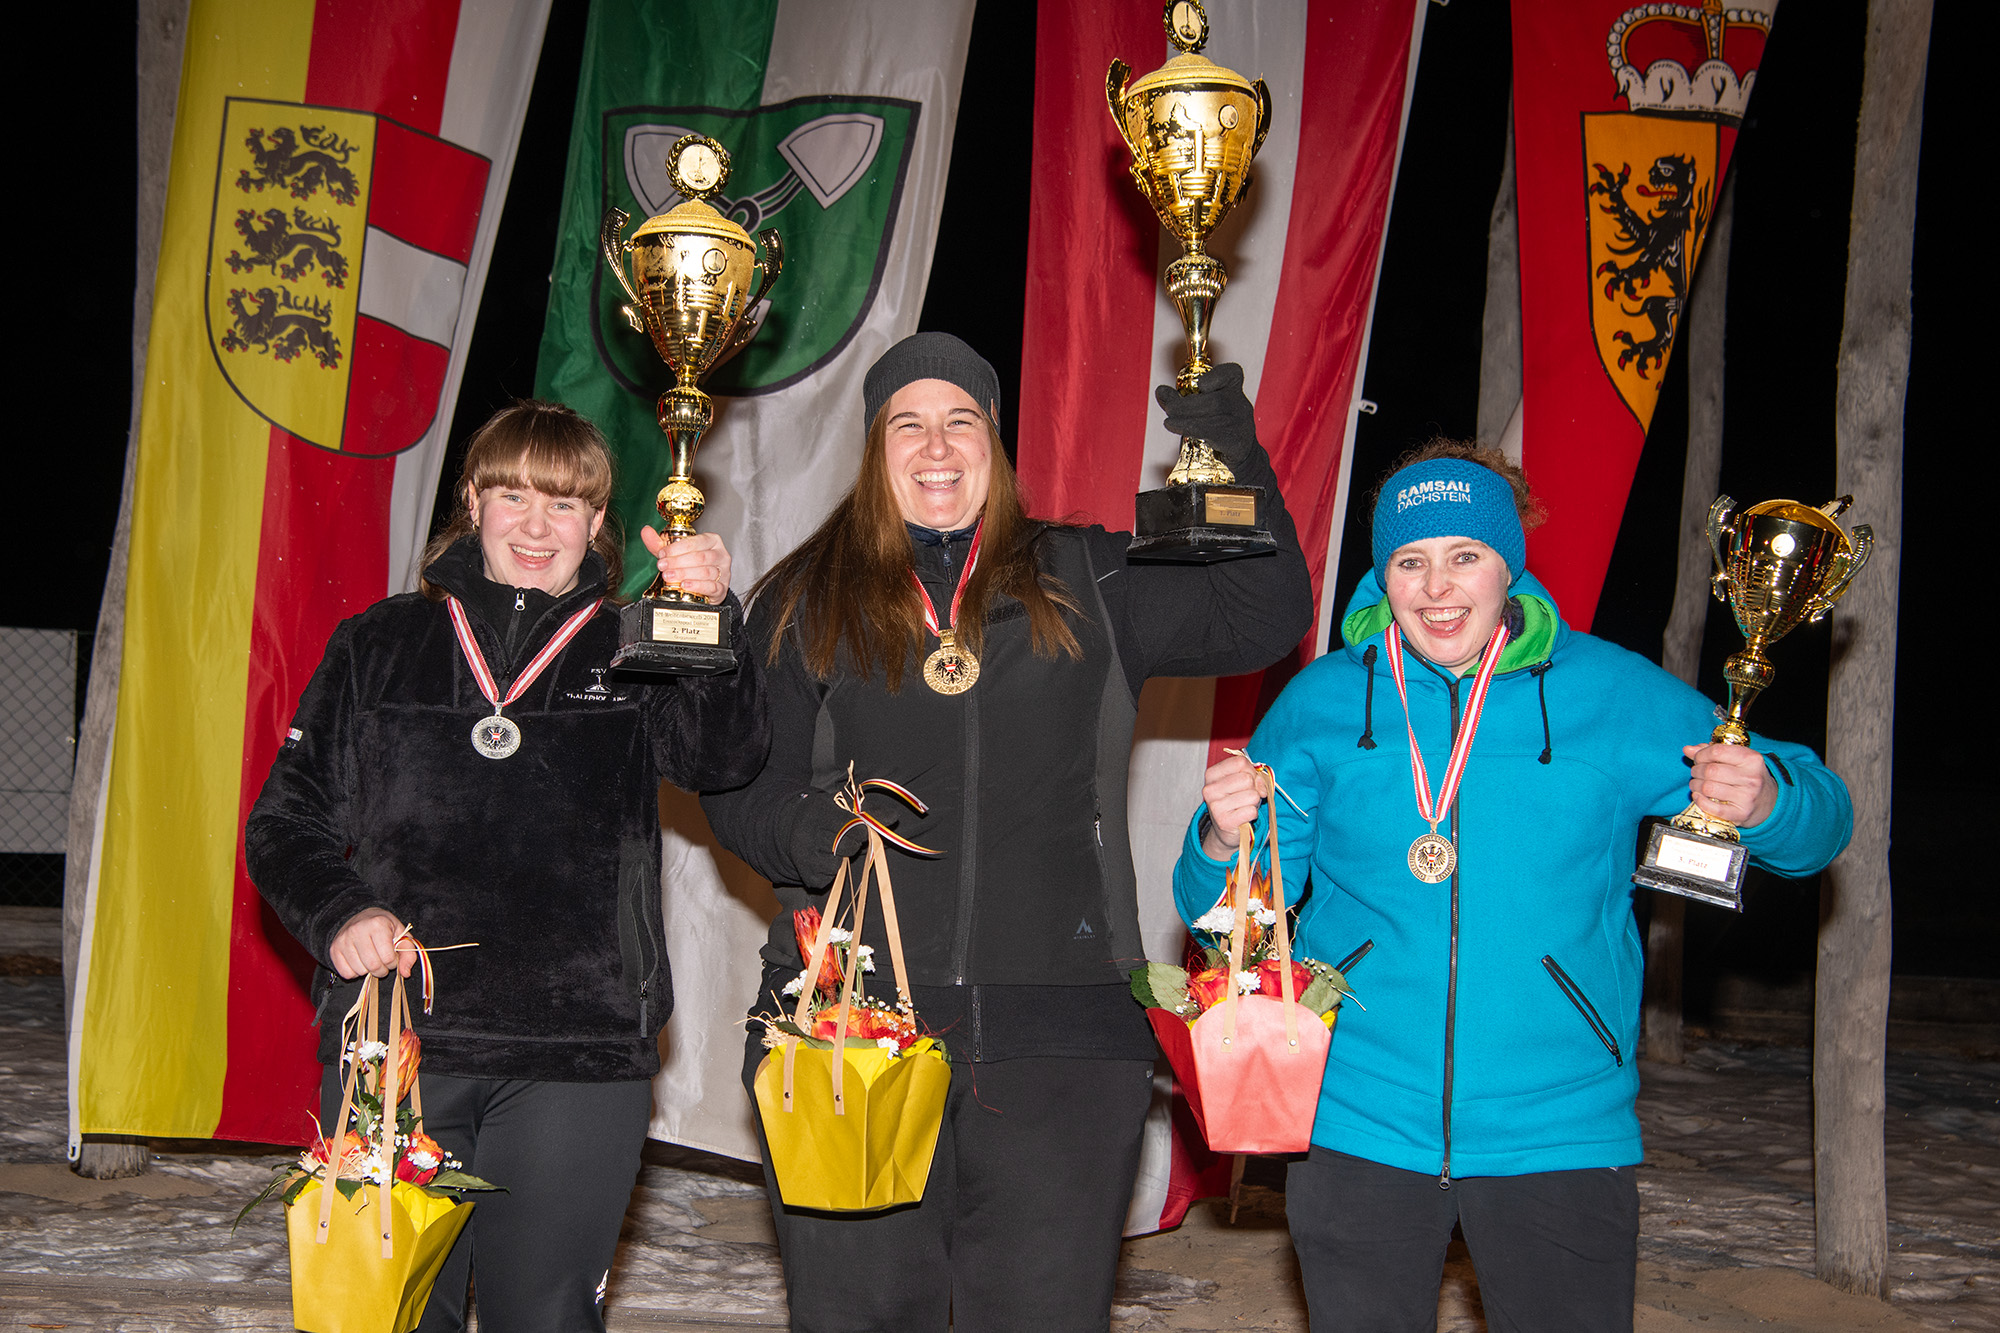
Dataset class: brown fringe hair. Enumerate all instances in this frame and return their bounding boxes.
[1368,437,1548,533]
[752,407,1082,691]
[419,400,624,601]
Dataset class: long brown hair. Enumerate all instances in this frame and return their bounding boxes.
[753,408,1081,690]
[419,400,624,601]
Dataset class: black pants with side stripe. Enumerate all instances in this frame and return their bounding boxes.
[1286,1147,1639,1333]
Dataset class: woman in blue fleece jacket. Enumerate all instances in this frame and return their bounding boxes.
[1172,442,1852,1332]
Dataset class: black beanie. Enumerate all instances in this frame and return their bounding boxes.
[862,332,1001,429]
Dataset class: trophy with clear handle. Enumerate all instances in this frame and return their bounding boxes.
[1633,495,1872,908]
[601,133,783,674]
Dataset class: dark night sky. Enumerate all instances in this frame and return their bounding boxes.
[12,1,1986,985]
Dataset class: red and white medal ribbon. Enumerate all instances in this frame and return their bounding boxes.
[908,518,985,695]
[1381,618,1511,882]
[447,595,602,759]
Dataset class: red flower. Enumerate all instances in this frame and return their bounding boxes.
[792,907,842,995]
[1257,959,1315,1004]
[306,1131,372,1179]
[396,1131,443,1186]
[1186,965,1233,1014]
[811,1003,914,1042]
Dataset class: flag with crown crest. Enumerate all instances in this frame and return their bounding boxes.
[1511,0,1777,630]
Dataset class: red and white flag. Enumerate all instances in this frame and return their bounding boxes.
[1019,0,1429,1235]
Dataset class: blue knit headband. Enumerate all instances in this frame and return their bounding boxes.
[1371,458,1527,587]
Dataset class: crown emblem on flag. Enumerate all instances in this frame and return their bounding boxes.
[1607,1,1773,123]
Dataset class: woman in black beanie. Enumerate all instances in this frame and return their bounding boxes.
[702,332,1314,1332]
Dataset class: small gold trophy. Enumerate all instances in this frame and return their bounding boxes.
[1633,496,1872,909]
[601,134,783,674]
[1109,0,1275,562]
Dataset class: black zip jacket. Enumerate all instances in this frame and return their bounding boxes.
[701,433,1312,1061]
[246,538,770,1082]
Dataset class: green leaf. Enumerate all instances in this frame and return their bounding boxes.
[1136,962,1190,1014]
[232,1167,307,1232]
[425,1168,505,1193]
[1297,975,1339,1014]
[333,1177,364,1202]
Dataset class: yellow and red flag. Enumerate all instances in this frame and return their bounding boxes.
[71,0,549,1148]
[1512,0,1775,628]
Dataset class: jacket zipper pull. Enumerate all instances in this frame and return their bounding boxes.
[515,590,525,612]
[1438,1167,1452,1190]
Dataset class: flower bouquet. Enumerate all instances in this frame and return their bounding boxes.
[1131,762,1350,1154]
[752,773,951,1212]
[244,942,498,1333]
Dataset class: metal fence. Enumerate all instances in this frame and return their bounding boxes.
[0,628,89,908]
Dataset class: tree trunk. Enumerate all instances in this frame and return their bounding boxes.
[65,0,189,1181]
[1815,0,1929,1298]
[1477,94,1520,459]
[1643,171,1736,1065]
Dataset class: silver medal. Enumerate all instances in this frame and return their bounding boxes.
[471,711,522,760]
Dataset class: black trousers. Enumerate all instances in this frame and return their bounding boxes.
[1286,1147,1639,1333]
[320,1067,652,1333]
[744,1047,1154,1333]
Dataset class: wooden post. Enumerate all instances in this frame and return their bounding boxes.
[1643,171,1736,1065]
[64,0,189,1182]
[1815,0,1929,1298]
[1477,94,1520,458]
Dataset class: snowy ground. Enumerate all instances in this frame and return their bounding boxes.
[2,970,1995,1329]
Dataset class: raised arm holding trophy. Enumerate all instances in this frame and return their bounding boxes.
[1109,0,1277,561]
[601,134,783,674]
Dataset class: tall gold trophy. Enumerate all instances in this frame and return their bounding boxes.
[601,134,783,674]
[1633,496,1872,909]
[1109,0,1276,562]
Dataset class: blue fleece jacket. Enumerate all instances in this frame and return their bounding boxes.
[1172,572,1852,1180]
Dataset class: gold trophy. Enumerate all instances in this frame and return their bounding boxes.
[1109,0,1275,562]
[601,134,783,674]
[1633,496,1872,909]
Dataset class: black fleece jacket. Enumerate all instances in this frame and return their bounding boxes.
[701,414,1312,1062]
[246,538,769,1082]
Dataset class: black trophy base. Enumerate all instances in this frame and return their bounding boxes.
[611,596,740,676]
[1127,483,1278,563]
[1631,819,1747,911]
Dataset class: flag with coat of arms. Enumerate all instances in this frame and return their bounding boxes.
[1512,0,1777,629]
[70,0,551,1149]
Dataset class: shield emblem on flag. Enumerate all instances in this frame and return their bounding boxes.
[1581,111,1717,430]
[207,98,492,456]
[592,95,917,402]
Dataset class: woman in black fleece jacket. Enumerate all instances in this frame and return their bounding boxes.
[247,401,767,1333]
[700,334,1312,1333]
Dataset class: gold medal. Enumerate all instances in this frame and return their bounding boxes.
[1407,829,1455,883]
[922,630,980,695]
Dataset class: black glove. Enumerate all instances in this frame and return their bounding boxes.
[785,791,856,889]
[1154,362,1259,466]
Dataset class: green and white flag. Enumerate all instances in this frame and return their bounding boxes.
[538,0,973,594]
[535,0,973,1160]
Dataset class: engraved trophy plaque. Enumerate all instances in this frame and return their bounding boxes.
[601,134,783,674]
[1633,496,1873,909]
[1109,0,1276,562]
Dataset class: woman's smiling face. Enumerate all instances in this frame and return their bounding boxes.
[1383,536,1510,672]
[882,378,993,531]
[467,472,605,595]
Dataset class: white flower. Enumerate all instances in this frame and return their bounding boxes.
[1235,970,1261,994]
[780,970,809,997]
[348,1040,388,1063]
[828,927,853,945]
[1247,898,1278,927]
[876,1036,900,1053]
[1193,904,1234,934]
[856,945,877,973]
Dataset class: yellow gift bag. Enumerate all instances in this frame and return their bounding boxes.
[754,775,951,1211]
[280,947,490,1333]
[285,1178,471,1333]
